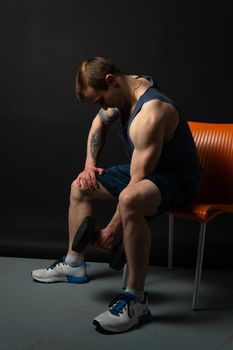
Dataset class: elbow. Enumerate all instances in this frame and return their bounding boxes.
[130,170,148,183]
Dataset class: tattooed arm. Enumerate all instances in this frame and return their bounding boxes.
[85,108,119,167]
[76,108,120,189]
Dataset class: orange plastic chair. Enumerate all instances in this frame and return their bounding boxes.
[122,122,233,310]
[168,122,233,310]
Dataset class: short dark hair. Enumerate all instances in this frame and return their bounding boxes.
[75,57,123,99]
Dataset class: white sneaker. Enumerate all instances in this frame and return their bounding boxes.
[32,257,89,283]
[93,292,151,333]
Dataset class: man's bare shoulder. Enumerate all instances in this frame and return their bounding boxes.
[130,99,179,145]
[142,99,178,118]
[132,99,170,129]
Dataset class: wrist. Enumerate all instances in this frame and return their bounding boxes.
[110,214,122,230]
[85,162,96,170]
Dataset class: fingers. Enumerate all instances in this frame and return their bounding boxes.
[75,166,104,190]
[82,170,93,189]
[76,174,82,187]
[97,167,104,175]
[77,173,93,189]
[89,170,99,189]
[96,229,116,250]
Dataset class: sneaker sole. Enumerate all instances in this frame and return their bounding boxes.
[93,320,116,334]
[93,310,152,334]
[32,274,89,284]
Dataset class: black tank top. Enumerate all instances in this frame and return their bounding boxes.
[118,76,203,184]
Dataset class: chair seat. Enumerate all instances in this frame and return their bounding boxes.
[169,202,233,223]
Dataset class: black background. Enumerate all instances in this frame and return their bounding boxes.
[1,0,233,268]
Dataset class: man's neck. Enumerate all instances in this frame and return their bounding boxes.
[120,75,150,113]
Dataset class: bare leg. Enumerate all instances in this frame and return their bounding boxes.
[67,180,115,256]
[118,180,161,291]
[31,180,116,283]
[123,215,151,290]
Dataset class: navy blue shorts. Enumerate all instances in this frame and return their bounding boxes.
[96,164,199,217]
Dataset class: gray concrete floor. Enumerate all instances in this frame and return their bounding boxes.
[1,257,233,350]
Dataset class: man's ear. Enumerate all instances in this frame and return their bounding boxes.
[105,74,117,86]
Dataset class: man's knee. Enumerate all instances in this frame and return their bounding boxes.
[118,183,161,217]
[118,188,139,214]
[70,180,92,202]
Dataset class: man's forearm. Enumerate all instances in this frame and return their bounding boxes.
[85,117,107,168]
[108,204,122,230]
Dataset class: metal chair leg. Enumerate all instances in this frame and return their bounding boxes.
[122,263,128,291]
[168,215,174,270]
[192,222,207,310]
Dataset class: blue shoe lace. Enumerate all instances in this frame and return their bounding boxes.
[48,257,65,270]
[109,293,137,318]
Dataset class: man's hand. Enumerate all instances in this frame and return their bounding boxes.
[76,166,104,189]
[95,227,119,250]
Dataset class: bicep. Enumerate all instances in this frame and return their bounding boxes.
[130,114,165,178]
[130,139,163,178]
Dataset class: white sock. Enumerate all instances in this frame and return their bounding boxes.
[65,254,84,267]
[125,287,144,302]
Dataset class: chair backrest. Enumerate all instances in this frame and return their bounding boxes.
[188,122,233,204]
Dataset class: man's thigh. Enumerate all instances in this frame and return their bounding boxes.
[96,164,131,197]
[95,164,162,216]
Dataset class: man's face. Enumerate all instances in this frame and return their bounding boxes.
[82,74,125,110]
[83,85,123,110]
